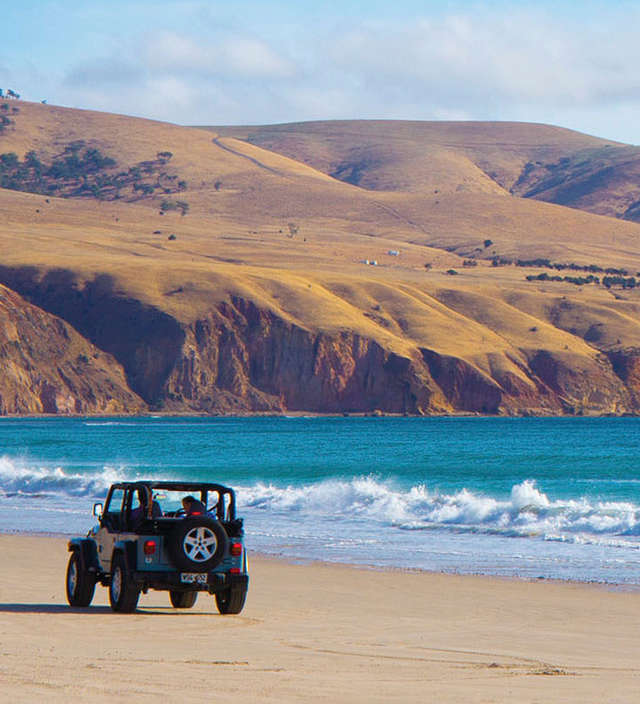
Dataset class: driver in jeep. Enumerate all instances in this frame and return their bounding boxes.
[182,495,206,515]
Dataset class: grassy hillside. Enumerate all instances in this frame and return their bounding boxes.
[210,119,640,223]
[1,102,640,414]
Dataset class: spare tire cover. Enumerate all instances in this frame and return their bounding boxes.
[168,516,228,571]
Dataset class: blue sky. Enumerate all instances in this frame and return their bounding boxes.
[3,1,639,143]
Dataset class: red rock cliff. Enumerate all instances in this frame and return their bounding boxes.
[0,278,637,416]
[0,285,145,414]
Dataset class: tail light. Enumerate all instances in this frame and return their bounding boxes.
[230,542,243,557]
[143,540,156,555]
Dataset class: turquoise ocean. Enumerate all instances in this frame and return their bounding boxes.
[2,416,640,584]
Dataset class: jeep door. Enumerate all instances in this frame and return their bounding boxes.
[94,487,126,573]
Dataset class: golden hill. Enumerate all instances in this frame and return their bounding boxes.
[210,119,640,222]
[210,119,611,190]
[0,101,640,414]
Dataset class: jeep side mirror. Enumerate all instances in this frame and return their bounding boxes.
[93,502,103,518]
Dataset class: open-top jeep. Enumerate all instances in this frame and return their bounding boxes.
[66,481,249,613]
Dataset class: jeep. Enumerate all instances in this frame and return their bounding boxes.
[66,481,249,613]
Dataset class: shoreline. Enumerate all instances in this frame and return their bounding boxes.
[2,532,640,703]
[4,417,640,589]
[0,411,639,419]
[3,528,638,594]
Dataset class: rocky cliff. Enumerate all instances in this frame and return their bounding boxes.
[0,284,144,414]
[2,273,636,416]
[155,302,640,416]
[164,298,445,415]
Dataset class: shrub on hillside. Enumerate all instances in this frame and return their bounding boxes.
[0,142,189,203]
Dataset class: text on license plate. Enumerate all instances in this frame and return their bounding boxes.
[180,573,208,584]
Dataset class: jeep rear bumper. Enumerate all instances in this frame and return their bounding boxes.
[131,571,248,593]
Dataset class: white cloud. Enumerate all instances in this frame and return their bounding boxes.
[329,10,640,109]
[142,31,294,79]
[221,37,294,78]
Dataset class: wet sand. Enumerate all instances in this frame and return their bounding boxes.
[1,533,639,703]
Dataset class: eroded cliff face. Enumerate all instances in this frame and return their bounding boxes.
[0,285,145,414]
[606,349,640,408]
[0,276,638,416]
[161,297,635,416]
[164,298,447,414]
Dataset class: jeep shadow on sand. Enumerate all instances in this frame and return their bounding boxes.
[66,481,248,613]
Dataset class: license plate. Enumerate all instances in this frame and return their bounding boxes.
[180,572,208,584]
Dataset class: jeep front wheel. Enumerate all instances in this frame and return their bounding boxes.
[169,591,198,608]
[109,553,140,613]
[66,551,96,607]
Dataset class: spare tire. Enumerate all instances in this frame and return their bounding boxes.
[167,516,228,571]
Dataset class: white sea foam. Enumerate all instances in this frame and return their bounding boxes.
[0,455,132,498]
[238,477,640,548]
[83,421,141,426]
[2,458,640,554]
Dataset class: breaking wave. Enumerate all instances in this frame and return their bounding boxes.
[2,456,640,548]
[239,477,640,546]
[0,455,133,498]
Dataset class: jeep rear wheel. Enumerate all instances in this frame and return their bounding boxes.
[109,553,140,613]
[168,517,228,571]
[169,591,198,608]
[215,583,247,614]
[66,551,96,607]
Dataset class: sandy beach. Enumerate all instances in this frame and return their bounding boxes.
[0,534,639,703]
